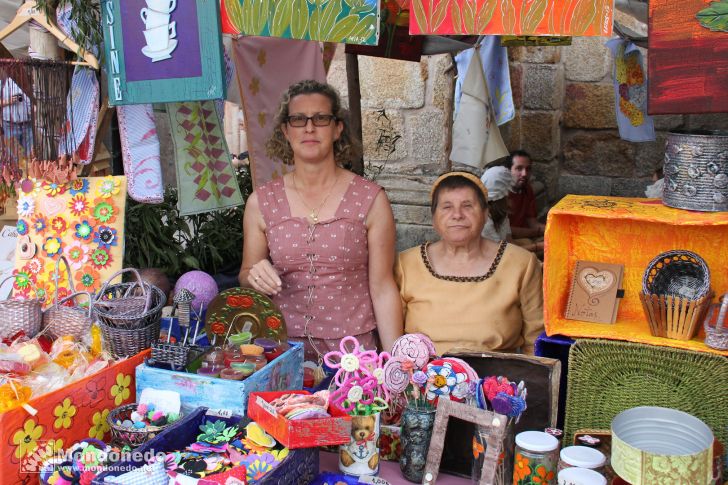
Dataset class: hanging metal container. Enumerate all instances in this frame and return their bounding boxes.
[662,130,728,212]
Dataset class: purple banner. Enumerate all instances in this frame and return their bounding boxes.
[120,0,202,82]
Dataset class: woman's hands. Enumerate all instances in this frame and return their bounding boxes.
[247,259,282,296]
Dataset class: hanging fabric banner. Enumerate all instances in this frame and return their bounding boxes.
[168,101,243,215]
[450,53,508,169]
[117,105,164,204]
[232,37,326,188]
[605,39,655,143]
[454,37,514,126]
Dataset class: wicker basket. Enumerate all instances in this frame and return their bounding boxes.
[151,341,191,368]
[0,275,43,340]
[642,249,711,300]
[42,256,95,340]
[100,318,160,358]
[94,268,162,329]
[703,293,728,350]
[639,291,712,340]
[107,403,172,449]
[662,130,728,212]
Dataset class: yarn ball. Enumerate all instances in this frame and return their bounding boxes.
[174,271,218,312]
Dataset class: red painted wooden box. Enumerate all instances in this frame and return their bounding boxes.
[248,391,352,449]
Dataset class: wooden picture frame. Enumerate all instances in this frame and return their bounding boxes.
[422,399,507,485]
[440,351,561,477]
[101,0,225,105]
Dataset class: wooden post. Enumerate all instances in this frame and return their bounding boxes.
[345,52,364,176]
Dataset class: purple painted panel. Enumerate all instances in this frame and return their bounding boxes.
[120,0,202,82]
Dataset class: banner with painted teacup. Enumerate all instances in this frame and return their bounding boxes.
[101,0,225,105]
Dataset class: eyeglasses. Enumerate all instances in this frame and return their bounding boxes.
[286,114,337,127]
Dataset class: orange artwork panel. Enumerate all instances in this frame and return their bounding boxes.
[544,195,728,356]
[0,351,148,484]
[408,0,614,36]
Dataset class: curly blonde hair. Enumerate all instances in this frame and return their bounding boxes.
[265,80,362,166]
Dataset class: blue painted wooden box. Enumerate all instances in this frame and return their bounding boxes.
[136,341,303,415]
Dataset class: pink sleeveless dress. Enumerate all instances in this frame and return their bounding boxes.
[257,174,381,360]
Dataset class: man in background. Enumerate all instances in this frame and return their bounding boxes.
[507,150,545,255]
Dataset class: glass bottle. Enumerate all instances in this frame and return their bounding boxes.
[513,431,559,485]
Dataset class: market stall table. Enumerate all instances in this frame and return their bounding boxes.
[320,451,471,485]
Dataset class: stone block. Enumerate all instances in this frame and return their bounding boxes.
[395,223,438,253]
[510,63,523,108]
[564,36,610,82]
[432,54,455,111]
[392,203,432,226]
[407,109,446,164]
[326,44,349,107]
[563,82,616,129]
[499,112,521,152]
[532,159,560,201]
[521,111,560,161]
[562,131,636,177]
[523,64,563,110]
[376,173,437,206]
[558,174,612,198]
[611,177,651,197]
[360,56,426,109]
[652,114,685,131]
[362,109,407,163]
[508,46,561,64]
[634,132,667,178]
[685,113,728,131]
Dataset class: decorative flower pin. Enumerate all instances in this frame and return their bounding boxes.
[323,335,378,387]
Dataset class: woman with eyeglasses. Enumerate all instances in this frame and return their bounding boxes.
[238,80,403,360]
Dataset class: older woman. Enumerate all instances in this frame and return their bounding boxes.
[239,80,403,360]
[395,171,543,355]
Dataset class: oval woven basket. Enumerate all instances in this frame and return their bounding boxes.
[42,256,95,340]
[0,275,43,340]
[100,318,160,358]
[94,284,165,330]
[642,249,710,300]
[107,403,174,449]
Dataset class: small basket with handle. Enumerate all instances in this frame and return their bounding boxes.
[0,275,43,341]
[42,255,95,340]
[100,318,161,358]
[703,293,728,350]
[94,268,165,329]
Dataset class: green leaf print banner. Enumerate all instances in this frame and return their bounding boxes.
[220,0,380,45]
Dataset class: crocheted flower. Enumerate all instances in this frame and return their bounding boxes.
[74,220,93,240]
[92,200,117,224]
[88,409,110,440]
[323,335,379,387]
[111,373,131,406]
[96,176,120,198]
[12,419,44,459]
[16,219,28,236]
[69,194,89,217]
[17,196,34,217]
[90,247,112,269]
[43,181,66,197]
[93,226,117,249]
[69,178,89,195]
[50,216,68,237]
[43,237,62,257]
[65,240,90,269]
[425,362,466,402]
[32,215,46,235]
[53,398,77,430]
[75,267,100,290]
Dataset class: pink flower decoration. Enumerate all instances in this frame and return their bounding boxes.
[391,334,436,369]
[383,356,411,394]
[323,335,379,387]
[330,375,378,413]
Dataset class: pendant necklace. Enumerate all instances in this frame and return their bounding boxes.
[292,171,340,224]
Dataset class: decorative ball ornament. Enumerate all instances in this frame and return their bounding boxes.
[174,271,218,313]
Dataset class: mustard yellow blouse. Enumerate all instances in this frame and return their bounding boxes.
[394,241,544,355]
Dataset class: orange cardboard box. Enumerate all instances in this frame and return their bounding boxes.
[1,350,148,483]
[544,195,728,356]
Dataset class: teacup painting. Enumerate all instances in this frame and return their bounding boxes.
[142,22,176,52]
[140,8,171,29]
[145,0,177,13]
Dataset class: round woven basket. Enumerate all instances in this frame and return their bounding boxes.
[107,403,173,449]
[42,292,94,340]
[642,249,710,300]
[100,318,160,358]
[95,283,165,330]
[0,276,42,340]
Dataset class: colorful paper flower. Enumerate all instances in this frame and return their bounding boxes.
[92,200,116,224]
[65,240,90,269]
[425,362,466,401]
[111,374,131,406]
[244,453,277,483]
[50,216,68,237]
[90,247,112,269]
[93,226,117,249]
[43,180,66,197]
[32,215,46,235]
[323,335,379,387]
[12,419,44,459]
[97,176,121,198]
[75,267,101,290]
[27,259,41,275]
[69,178,89,195]
[88,409,110,440]
[12,268,34,291]
[53,398,77,430]
[74,220,93,240]
[43,236,63,257]
[17,196,34,217]
[17,178,41,196]
[69,194,89,217]
[16,219,28,236]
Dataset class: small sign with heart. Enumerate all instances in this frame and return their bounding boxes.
[566,260,625,324]
[577,268,615,297]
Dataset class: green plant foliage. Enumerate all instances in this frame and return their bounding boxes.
[36,0,104,58]
[697,0,728,32]
[124,166,253,279]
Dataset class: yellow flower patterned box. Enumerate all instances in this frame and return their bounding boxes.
[1,350,148,483]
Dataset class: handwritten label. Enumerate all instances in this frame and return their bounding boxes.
[256,396,278,417]
[360,476,390,485]
[206,408,233,419]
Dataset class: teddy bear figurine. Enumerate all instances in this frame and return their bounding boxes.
[339,414,380,475]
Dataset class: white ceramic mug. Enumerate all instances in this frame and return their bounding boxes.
[143,22,175,51]
[140,8,170,29]
[145,0,177,13]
